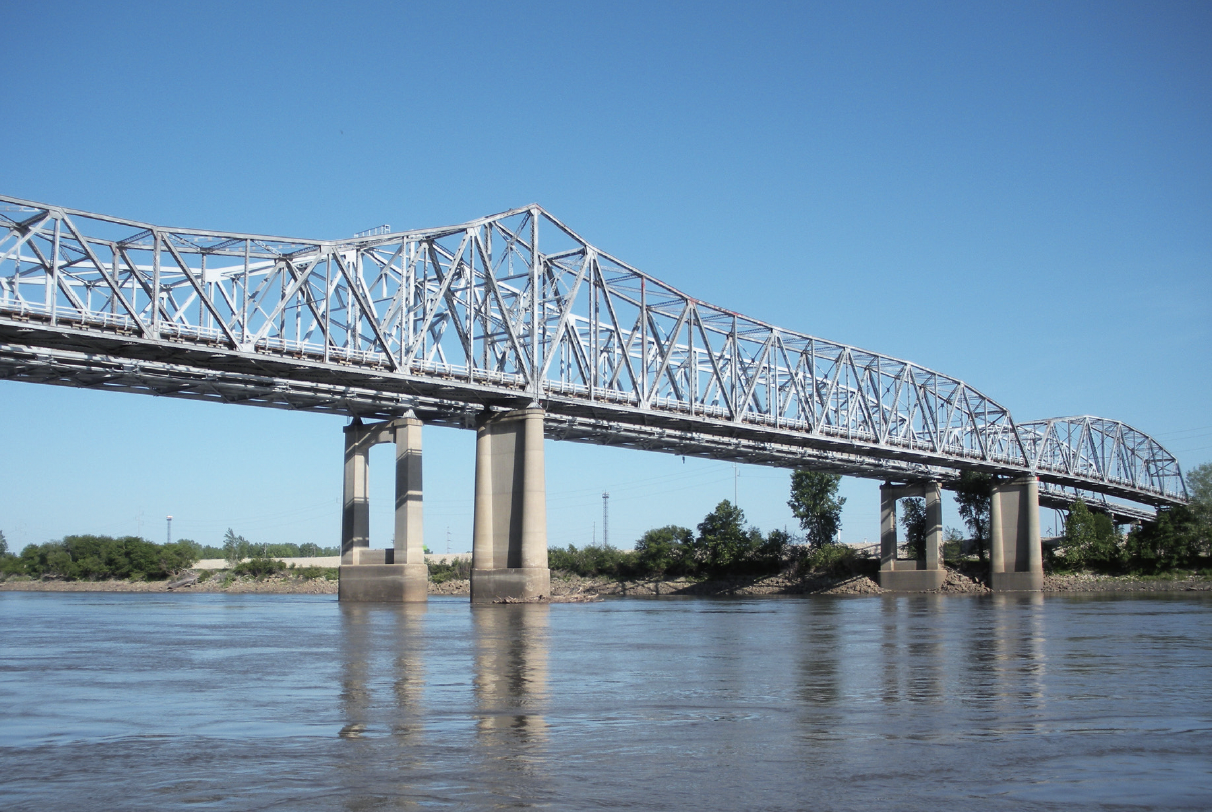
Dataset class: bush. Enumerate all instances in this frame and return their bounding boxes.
[428,559,471,584]
[296,565,339,581]
[0,555,26,577]
[548,544,639,578]
[232,557,287,578]
[798,543,864,577]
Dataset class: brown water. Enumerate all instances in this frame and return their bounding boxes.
[1,591,1210,810]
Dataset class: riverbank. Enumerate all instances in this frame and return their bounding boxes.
[3,568,1210,596]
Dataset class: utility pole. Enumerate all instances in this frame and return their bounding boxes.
[602,491,610,549]
[166,515,173,545]
[733,463,738,506]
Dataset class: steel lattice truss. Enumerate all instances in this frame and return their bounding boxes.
[1018,417,1185,503]
[0,195,1187,511]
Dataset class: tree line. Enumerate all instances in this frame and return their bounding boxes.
[207,529,339,565]
[898,464,1212,574]
[551,461,1212,582]
[0,534,200,581]
[549,471,853,579]
[0,528,340,581]
[2,462,1206,583]
[1053,461,1211,573]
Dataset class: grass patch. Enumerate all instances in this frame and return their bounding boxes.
[1126,570,1205,581]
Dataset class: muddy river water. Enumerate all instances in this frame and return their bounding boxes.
[1,591,1209,810]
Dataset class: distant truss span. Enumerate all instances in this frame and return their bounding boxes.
[0,195,1186,511]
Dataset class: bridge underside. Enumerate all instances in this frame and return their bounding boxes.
[0,329,1163,523]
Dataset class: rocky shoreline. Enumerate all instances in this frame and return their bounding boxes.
[3,568,1209,597]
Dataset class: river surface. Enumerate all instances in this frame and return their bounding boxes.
[1,591,1210,811]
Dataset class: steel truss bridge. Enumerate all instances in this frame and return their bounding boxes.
[0,195,1187,521]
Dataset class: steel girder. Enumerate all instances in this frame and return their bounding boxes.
[1017,417,1187,502]
[0,195,1187,511]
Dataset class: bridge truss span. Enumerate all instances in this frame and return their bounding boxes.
[0,194,1186,512]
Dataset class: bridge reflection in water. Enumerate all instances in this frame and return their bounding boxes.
[335,601,551,807]
[3,593,1209,810]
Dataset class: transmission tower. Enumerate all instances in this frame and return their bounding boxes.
[602,491,610,549]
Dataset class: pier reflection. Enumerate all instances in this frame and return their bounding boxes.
[468,603,551,806]
[963,593,1047,724]
[795,599,845,760]
[473,603,549,739]
[334,602,429,810]
[337,603,428,742]
[990,593,1047,711]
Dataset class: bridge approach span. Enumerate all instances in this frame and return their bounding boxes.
[0,195,1186,520]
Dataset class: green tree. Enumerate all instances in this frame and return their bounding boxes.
[223,528,250,567]
[1058,498,1121,572]
[788,471,845,549]
[694,500,762,576]
[159,541,200,575]
[943,526,965,563]
[634,525,693,577]
[1125,506,1202,573]
[953,471,992,562]
[174,538,203,561]
[1188,462,1212,521]
[45,546,76,578]
[900,498,927,559]
[0,529,7,557]
[1184,462,1212,555]
[757,528,792,571]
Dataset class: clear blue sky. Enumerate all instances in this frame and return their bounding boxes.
[2,1,1209,554]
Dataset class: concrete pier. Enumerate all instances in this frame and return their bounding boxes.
[989,475,1043,592]
[470,408,551,603]
[878,481,945,592]
[338,416,429,602]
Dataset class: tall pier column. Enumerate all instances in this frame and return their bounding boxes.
[470,407,551,603]
[877,481,945,592]
[394,417,425,568]
[338,416,429,602]
[989,475,1043,592]
[341,423,371,563]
